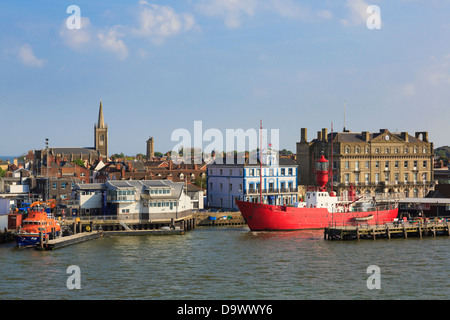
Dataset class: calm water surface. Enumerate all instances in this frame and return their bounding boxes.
[1,226,449,300]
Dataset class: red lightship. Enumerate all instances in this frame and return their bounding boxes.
[236,154,398,231]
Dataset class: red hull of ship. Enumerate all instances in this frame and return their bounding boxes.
[236,200,399,231]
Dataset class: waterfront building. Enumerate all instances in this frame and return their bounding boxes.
[296,128,435,198]
[207,151,298,210]
[74,180,199,221]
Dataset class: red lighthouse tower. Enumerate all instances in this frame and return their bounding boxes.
[315,155,329,191]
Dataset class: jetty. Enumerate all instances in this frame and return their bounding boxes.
[324,220,450,241]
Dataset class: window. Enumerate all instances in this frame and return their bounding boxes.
[344,174,350,185]
[281,169,285,176]
[345,147,349,154]
[395,161,399,168]
[61,183,66,189]
[355,161,359,171]
[355,173,360,185]
[375,173,380,184]
[345,161,349,169]
[404,173,408,182]
[404,147,409,154]
[404,161,408,168]
[375,148,380,154]
[385,161,389,170]
[413,161,417,168]
[365,173,369,185]
[423,161,427,168]
[375,161,380,168]
[365,161,369,169]
[52,183,57,189]
[395,148,399,154]
[385,147,390,154]
[288,168,293,175]
[355,147,360,154]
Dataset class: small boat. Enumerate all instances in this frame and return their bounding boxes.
[14,207,61,247]
[354,214,374,222]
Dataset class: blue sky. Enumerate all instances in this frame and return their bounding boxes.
[1,0,450,156]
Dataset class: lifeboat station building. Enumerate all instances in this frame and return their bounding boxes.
[206,151,298,210]
[296,128,434,199]
[73,180,198,221]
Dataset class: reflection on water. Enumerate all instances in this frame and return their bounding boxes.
[1,225,449,299]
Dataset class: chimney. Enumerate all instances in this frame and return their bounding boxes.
[415,132,429,142]
[362,131,370,142]
[401,132,409,142]
[301,128,307,142]
[317,131,322,141]
[322,128,328,142]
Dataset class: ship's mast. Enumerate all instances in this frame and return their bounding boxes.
[330,122,334,195]
[260,120,262,204]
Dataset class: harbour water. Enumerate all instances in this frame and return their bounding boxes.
[0,225,449,300]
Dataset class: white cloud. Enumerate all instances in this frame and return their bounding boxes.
[196,0,332,28]
[59,16,129,60]
[59,17,92,50]
[17,44,45,68]
[97,26,129,60]
[340,0,380,27]
[196,0,258,28]
[133,2,197,43]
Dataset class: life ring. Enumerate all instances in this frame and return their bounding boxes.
[86,226,91,232]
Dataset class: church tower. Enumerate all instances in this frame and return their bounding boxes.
[94,100,108,157]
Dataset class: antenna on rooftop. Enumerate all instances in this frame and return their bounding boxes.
[343,100,346,132]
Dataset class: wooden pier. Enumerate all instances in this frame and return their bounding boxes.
[36,231,103,250]
[324,221,450,241]
[194,212,246,227]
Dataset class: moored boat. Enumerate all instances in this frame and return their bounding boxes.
[14,206,61,247]
[236,154,399,231]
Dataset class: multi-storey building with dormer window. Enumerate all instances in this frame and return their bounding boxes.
[296,128,434,199]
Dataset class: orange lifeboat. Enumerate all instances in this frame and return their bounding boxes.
[14,207,61,247]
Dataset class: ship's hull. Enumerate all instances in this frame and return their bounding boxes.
[15,232,60,247]
[236,200,399,231]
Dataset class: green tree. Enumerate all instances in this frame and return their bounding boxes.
[73,159,85,167]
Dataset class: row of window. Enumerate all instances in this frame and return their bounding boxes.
[149,188,171,195]
[342,146,429,154]
[341,172,429,184]
[209,181,295,192]
[52,182,76,189]
[339,160,429,170]
[148,201,178,208]
[210,168,295,177]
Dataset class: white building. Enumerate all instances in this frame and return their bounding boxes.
[75,180,200,221]
[207,151,298,210]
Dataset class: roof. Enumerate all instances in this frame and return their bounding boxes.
[208,155,297,167]
[325,131,424,144]
[399,198,450,205]
[49,147,99,155]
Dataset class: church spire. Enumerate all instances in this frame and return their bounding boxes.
[98,100,105,129]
